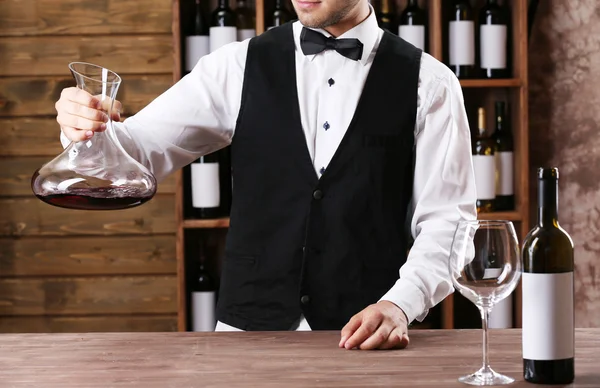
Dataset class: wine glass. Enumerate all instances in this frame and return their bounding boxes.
[448,220,521,386]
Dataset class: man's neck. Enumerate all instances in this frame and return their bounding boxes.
[323,2,371,37]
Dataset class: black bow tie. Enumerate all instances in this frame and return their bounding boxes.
[300,27,364,61]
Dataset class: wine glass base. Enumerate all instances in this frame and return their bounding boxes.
[458,367,514,386]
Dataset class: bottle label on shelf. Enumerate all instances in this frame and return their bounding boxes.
[495,151,514,195]
[522,272,575,360]
[489,291,513,329]
[238,29,256,41]
[480,25,507,69]
[185,35,210,72]
[472,155,496,200]
[399,25,425,51]
[449,21,475,65]
[191,163,220,208]
[210,26,237,53]
[192,291,216,332]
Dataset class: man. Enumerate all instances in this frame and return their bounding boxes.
[55,0,477,350]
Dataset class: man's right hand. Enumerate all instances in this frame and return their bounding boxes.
[55,87,122,142]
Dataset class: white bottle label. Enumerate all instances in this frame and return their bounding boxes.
[449,21,475,65]
[191,163,220,208]
[210,26,237,52]
[490,294,513,329]
[185,35,210,72]
[399,25,425,51]
[192,291,216,332]
[522,272,575,360]
[495,151,514,196]
[472,155,495,200]
[480,24,507,69]
[237,28,256,41]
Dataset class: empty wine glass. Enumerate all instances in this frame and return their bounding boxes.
[448,220,521,385]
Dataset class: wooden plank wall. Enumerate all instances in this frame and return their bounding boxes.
[0,0,178,332]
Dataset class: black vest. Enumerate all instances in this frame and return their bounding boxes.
[216,23,422,331]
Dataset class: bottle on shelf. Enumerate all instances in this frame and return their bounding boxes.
[236,0,256,41]
[472,107,495,213]
[485,236,513,329]
[376,0,397,34]
[398,0,427,52]
[493,101,514,211]
[522,167,575,384]
[210,0,237,52]
[479,0,510,78]
[266,0,293,30]
[191,240,217,332]
[448,0,476,79]
[184,0,210,74]
[189,151,223,219]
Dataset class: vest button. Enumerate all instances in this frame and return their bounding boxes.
[301,295,310,304]
[313,189,323,200]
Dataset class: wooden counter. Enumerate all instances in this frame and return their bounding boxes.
[0,329,598,387]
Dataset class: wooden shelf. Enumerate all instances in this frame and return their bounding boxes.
[459,79,522,88]
[477,211,522,221]
[183,218,230,229]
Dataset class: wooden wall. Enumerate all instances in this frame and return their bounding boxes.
[0,0,179,332]
[529,0,600,327]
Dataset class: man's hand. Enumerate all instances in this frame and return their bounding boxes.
[339,301,410,350]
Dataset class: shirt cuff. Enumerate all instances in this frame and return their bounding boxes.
[379,280,428,324]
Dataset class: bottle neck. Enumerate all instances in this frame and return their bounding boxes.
[538,179,559,227]
[380,0,392,13]
[218,0,229,9]
[408,0,419,6]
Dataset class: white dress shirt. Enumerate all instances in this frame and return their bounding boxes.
[61,6,477,329]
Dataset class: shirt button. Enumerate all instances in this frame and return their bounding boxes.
[301,295,310,304]
[313,189,323,200]
[319,167,325,175]
[328,78,335,87]
[323,121,330,130]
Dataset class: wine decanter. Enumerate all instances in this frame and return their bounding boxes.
[31,62,157,210]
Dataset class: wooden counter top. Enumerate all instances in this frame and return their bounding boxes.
[0,329,598,387]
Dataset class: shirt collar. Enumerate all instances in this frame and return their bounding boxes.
[293,3,381,66]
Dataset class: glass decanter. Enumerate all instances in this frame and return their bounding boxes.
[31,62,157,211]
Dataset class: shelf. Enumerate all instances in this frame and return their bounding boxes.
[183,218,230,229]
[477,211,522,221]
[459,79,521,88]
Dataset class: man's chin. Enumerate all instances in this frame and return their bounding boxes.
[297,15,327,29]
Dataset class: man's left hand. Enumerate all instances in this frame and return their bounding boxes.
[339,301,409,350]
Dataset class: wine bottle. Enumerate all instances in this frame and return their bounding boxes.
[376,0,398,33]
[448,0,476,79]
[191,241,217,332]
[479,0,510,78]
[484,240,512,328]
[493,101,514,211]
[398,0,427,51]
[522,167,575,384]
[190,152,222,219]
[236,0,256,41]
[185,0,210,73]
[210,0,237,53]
[472,107,495,213]
[267,0,293,30]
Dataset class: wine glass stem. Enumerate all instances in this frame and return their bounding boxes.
[480,306,491,373]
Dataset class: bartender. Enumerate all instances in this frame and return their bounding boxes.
[54,0,477,350]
